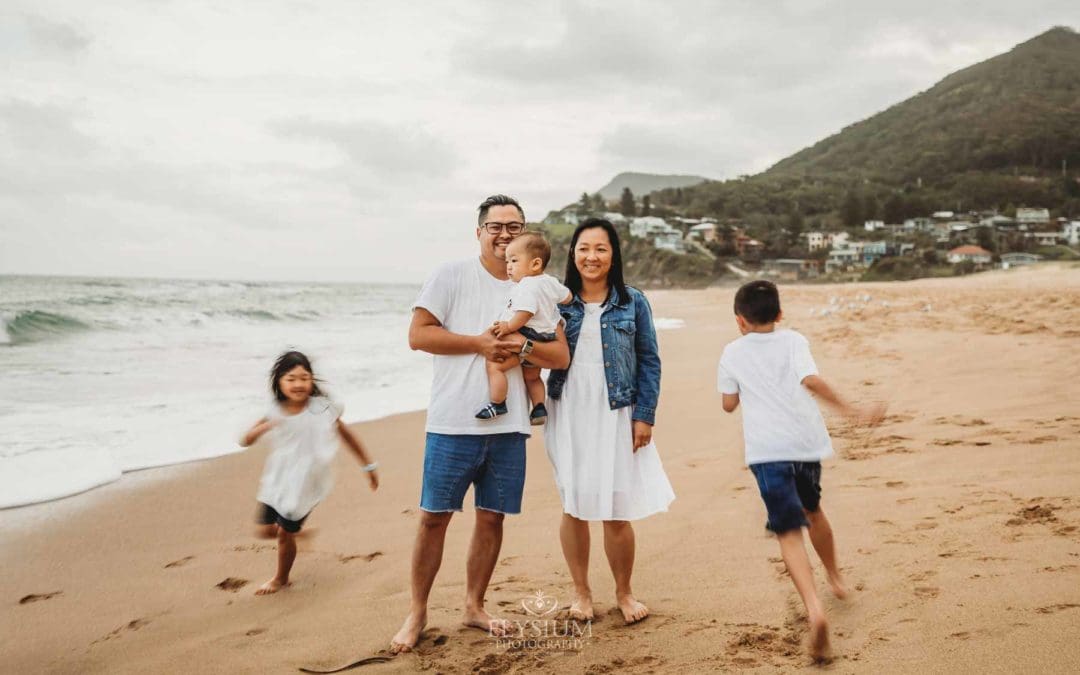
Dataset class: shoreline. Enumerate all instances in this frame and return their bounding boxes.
[3,266,1079,673]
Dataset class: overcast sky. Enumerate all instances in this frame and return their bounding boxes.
[1,1,1076,282]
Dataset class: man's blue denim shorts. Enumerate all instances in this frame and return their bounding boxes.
[420,432,528,514]
[749,461,823,533]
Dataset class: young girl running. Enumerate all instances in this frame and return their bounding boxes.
[241,351,379,595]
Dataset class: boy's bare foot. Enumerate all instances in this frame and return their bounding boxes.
[616,593,649,624]
[807,614,831,662]
[254,577,289,595]
[827,572,848,599]
[389,611,426,654]
[568,591,594,620]
[462,607,511,636]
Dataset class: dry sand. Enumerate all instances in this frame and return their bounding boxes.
[3,263,1079,674]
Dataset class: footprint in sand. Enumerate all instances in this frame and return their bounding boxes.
[885,481,906,488]
[1035,603,1080,614]
[245,627,267,636]
[339,551,383,563]
[94,618,150,644]
[913,587,940,599]
[164,556,195,569]
[19,591,62,605]
[216,577,249,592]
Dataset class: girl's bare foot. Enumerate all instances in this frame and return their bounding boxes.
[808,614,831,662]
[569,590,594,620]
[255,577,289,595]
[616,593,649,624]
[389,611,426,654]
[827,572,848,599]
[462,607,511,636]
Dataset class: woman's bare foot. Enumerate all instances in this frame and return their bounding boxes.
[462,607,511,636]
[569,591,594,621]
[389,611,426,654]
[616,593,649,624]
[807,614,831,662]
[827,572,848,599]
[254,577,289,595]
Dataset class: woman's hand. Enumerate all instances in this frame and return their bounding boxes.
[632,420,653,451]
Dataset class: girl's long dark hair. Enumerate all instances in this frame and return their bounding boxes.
[270,350,324,402]
[563,218,630,305]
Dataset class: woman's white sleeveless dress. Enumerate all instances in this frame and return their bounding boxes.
[545,303,675,521]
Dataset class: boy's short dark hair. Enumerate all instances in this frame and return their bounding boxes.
[514,231,551,268]
[734,280,781,325]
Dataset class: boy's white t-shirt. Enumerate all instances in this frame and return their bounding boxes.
[716,329,834,465]
[257,396,343,521]
[501,274,570,335]
[413,257,531,436]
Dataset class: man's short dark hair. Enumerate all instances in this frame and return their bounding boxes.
[477,194,524,226]
[734,280,781,325]
[514,231,551,269]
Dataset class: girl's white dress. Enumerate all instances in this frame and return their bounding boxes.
[256,397,343,521]
[545,303,675,521]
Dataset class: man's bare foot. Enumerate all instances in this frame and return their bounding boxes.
[254,578,289,595]
[462,607,512,637]
[827,572,848,599]
[807,614,831,662]
[616,593,649,624]
[389,611,426,654]
[568,591,594,621]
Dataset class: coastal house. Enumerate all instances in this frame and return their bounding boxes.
[932,211,955,220]
[1064,221,1080,246]
[826,247,860,273]
[1026,231,1063,247]
[904,217,935,233]
[981,214,1016,229]
[947,245,993,265]
[687,222,718,242]
[629,216,671,238]
[735,234,764,261]
[803,231,830,251]
[861,241,888,265]
[1016,208,1051,226]
[1001,252,1042,268]
[762,258,819,282]
[653,230,686,254]
[864,220,884,232]
[602,212,629,226]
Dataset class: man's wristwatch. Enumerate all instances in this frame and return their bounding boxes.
[519,338,534,358]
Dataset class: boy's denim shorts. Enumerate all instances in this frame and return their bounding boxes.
[749,461,823,533]
[420,432,528,515]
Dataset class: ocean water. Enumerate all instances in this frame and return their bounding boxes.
[0,275,685,511]
[0,275,430,509]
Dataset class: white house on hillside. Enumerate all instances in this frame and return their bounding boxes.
[947,245,993,264]
[1016,208,1051,226]
[1064,221,1080,246]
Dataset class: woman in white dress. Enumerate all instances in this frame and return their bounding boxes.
[544,218,675,624]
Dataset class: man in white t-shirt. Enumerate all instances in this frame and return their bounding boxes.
[717,279,884,661]
[390,195,570,653]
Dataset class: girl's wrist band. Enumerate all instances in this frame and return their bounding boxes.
[362,462,379,473]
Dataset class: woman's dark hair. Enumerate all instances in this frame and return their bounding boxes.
[564,218,630,305]
[270,350,324,402]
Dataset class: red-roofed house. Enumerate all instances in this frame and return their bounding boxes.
[947,245,993,265]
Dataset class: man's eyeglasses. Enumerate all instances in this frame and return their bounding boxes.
[481,221,526,235]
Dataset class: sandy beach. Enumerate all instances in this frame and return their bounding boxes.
[3,263,1079,674]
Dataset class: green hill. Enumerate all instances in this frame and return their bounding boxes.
[653,27,1080,226]
[596,172,710,200]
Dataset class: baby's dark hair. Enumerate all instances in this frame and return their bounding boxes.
[734,280,781,325]
[514,231,551,269]
[270,350,324,402]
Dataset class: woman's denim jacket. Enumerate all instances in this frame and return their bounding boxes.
[547,285,661,425]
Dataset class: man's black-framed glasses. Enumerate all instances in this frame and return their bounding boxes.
[481,221,526,235]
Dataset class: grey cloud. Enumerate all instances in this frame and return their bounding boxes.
[270,118,457,179]
[23,14,91,54]
[0,98,97,156]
